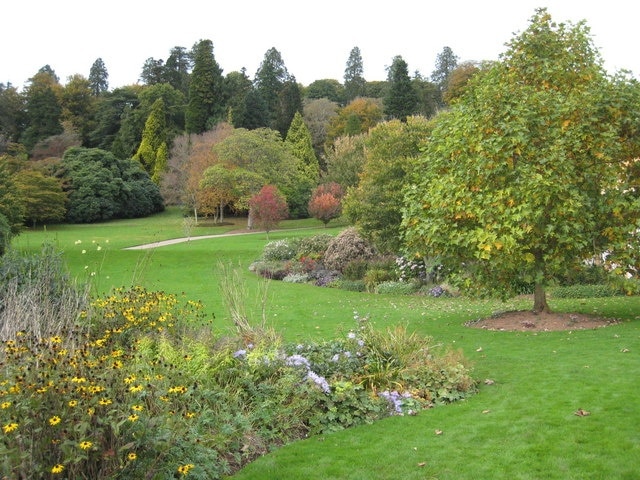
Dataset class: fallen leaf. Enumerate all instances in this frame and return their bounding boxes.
[435,429,443,435]
[482,409,491,414]
[484,379,495,385]
[418,462,426,467]
[621,348,630,353]
[476,347,483,352]
[574,408,590,417]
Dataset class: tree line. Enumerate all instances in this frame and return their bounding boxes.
[0,41,465,243]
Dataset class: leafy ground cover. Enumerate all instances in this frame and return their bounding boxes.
[8,209,640,479]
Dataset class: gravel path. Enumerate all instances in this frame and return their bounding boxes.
[123,230,263,250]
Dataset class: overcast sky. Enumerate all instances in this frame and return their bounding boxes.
[2,0,638,91]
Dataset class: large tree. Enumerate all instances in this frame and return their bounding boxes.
[61,74,96,145]
[88,58,109,95]
[344,116,431,253]
[254,47,291,132]
[185,39,225,134]
[133,97,168,183]
[430,46,459,107]
[402,9,640,313]
[344,47,366,102]
[383,56,419,121]
[164,46,191,94]
[20,66,64,151]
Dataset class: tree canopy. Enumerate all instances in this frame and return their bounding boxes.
[402,9,640,312]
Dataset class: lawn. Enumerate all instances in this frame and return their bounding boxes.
[10,209,640,479]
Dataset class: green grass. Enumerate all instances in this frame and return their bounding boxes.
[10,210,640,480]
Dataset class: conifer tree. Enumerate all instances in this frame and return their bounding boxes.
[254,48,290,131]
[383,56,418,121]
[285,111,319,182]
[133,98,168,183]
[186,39,225,134]
[88,58,109,96]
[344,47,366,103]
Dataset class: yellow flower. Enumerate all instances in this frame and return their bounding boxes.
[3,422,18,433]
[51,464,65,474]
[131,404,144,412]
[124,375,136,384]
[128,414,139,422]
[68,400,78,407]
[98,397,112,406]
[79,441,93,450]
[177,464,195,476]
[1,401,10,409]
[49,416,61,426]
[185,412,196,419]
[129,384,143,393]
[127,452,137,461]
[50,336,62,344]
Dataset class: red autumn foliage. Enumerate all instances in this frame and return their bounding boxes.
[249,185,289,233]
[308,182,344,226]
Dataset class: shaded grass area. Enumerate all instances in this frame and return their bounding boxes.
[10,210,640,480]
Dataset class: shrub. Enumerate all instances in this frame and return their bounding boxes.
[283,273,310,283]
[296,234,334,260]
[363,268,395,292]
[323,227,375,272]
[342,258,370,280]
[335,279,366,292]
[261,239,300,261]
[250,260,289,280]
[375,281,420,295]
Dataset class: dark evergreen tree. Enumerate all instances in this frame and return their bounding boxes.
[383,56,418,121]
[224,69,253,128]
[254,47,290,131]
[276,76,302,136]
[140,57,165,85]
[60,147,164,223]
[430,46,459,107]
[87,86,140,151]
[241,88,269,130]
[88,58,109,95]
[344,47,366,102]
[185,39,225,134]
[164,46,191,94]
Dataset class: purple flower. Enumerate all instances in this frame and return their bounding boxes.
[307,370,331,394]
[379,390,412,415]
[233,349,246,359]
[286,354,311,369]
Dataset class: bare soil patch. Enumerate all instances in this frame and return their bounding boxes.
[467,310,618,331]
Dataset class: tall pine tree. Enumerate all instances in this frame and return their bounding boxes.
[185,39,225,134]
[88,58,109,96]
[254,47,290,132]
[383,56,418,121]
[344,47,366,103]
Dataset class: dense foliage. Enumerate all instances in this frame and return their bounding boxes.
[60,147,164,223]
[402,9,640,312]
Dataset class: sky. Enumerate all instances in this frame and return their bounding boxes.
[2,0,639,91]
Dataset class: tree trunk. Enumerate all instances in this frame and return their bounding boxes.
[533,283,551,314]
